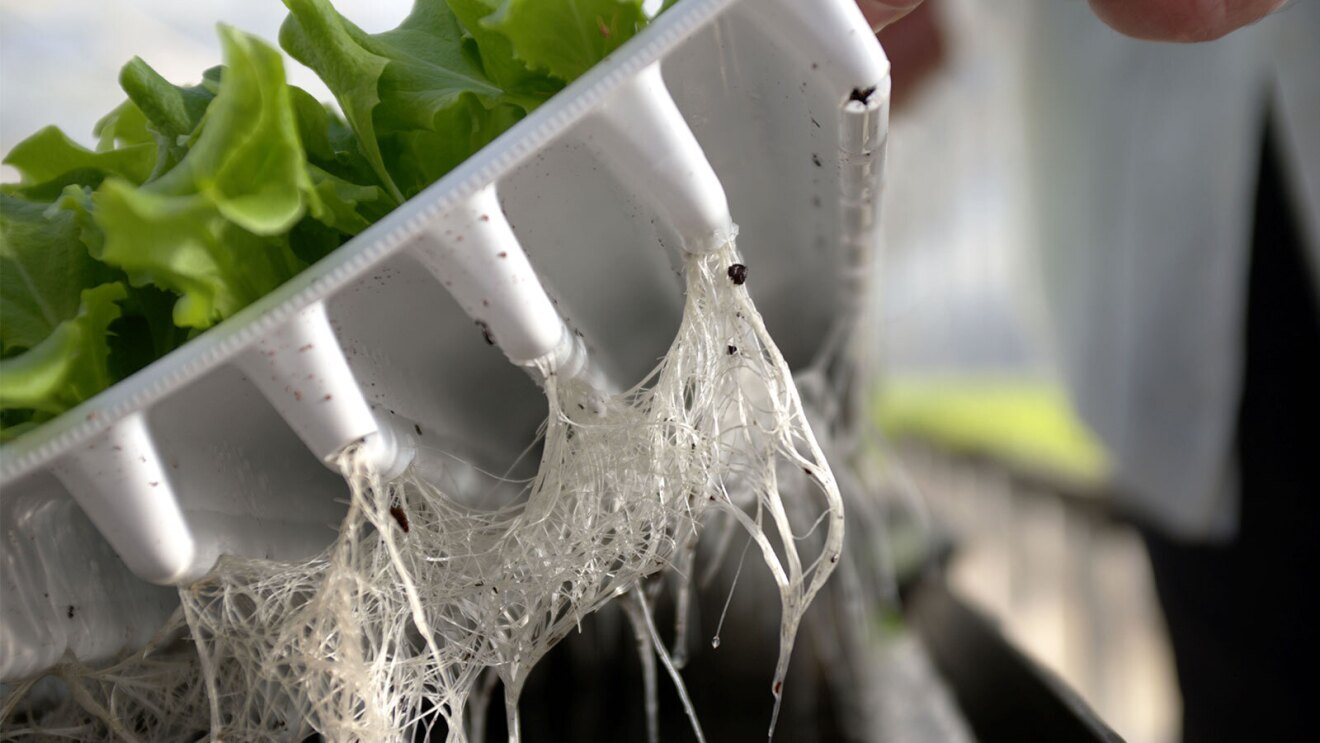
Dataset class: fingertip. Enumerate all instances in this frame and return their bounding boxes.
[1087,0,1284,42]
[858,0,925,32]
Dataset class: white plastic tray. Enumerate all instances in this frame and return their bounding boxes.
[0,0,889,680]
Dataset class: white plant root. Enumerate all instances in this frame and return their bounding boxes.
[2,242,844,742]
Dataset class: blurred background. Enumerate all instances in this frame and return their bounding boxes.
[7,1,1315,742]
[871,2,1177,742]
[877,0,1179,737]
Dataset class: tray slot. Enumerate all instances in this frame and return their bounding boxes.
[52,413,196,585]
[235,302,379,463]
[410,185,608,391]
[747,0,890,106]
[576,63,735,255]
[234,301,432,481]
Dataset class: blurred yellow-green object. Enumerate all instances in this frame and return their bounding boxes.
[874,376,1109,486]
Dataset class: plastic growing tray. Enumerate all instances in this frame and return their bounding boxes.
[0,0,889,680]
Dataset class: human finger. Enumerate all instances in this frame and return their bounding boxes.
[856,0,926,32]
[1087,0,1287,41]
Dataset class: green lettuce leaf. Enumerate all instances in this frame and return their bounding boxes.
[0,282,127,415]
[0,194,117,354]
[448,0,562,99]
[483,0,647,83]
[280,0,399,200]
[49,185,106,272]
[91,26,315,329]
[281,0,530,199]
[1,126,156,203]
[145,28,315,236]
[289,85,395,227]
[290,85,374,183]
[93,100,154,151]
[117,57,218,177]
[120,58,216,143]
[104,283,192,382]
[93,180,305,330]
[307,164,387,235]
[40,186,188,386]
[287,85,394,263]
[378,92,524,199]
[3,126,155,189]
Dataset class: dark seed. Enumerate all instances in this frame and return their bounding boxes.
[727,263,748,285]
[811,153,822,167]
[476,320,495,345]
[389,505,410,533]
[67,606,75,619]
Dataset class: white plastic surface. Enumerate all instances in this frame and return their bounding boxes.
[0,0,889,680]
[235,302,379,464]
[747,0,890,105]
[579,63,735,254]
[412,185,568,367]
[51,414,195,586]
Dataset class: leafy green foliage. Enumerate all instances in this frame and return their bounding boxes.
[0,0,651,439]
[4,126,155,197]
[119,59,216,143]
[91,28,317,331]
[447,0,561,99]
[93,101,153,152]
[282,0,538,200]
[279,0,399,200]
[0,195,115,354]
[0,282,126,416]
[484,0,647,83]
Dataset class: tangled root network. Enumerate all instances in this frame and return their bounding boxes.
[3,242,844,742]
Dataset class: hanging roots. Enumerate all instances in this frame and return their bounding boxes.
[3,242,844,742]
